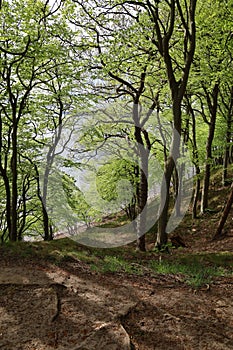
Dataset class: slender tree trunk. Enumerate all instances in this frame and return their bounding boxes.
[41,100,63,241]
[156,99,182,248]
[223,142,230,186]
[212,183,233,240]
[154,0,197,248]
[10,113,18,241]
[49,224,53,240]
[156,155,176,248]
[222,87,233,186]
[33,162,52,241]
[185,95,201,218]
[172,167,178,202]
[17,175,29,241]
[190,101,201,218]
[134,126,150,251]
[192,168,201,219]
[0,117,12,240]
[42,152,53,241]
[201,83,219,213]
[175,115,189,217]
[136,153,148,251]
[201,161,211,213]
[42,204,50,241]
[1,170,12,239]
[230,144,233,164]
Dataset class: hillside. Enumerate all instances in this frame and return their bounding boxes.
[0,175,233,350]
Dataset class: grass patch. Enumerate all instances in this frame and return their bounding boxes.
[1,238,232,288]
[148,253,232,288]
[0,239,139,270]
[0,238,96,264]
[90,255,143,274]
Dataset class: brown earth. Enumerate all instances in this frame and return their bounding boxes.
[0,231,233,350]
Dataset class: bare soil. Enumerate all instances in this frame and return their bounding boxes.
[0,231,233,350]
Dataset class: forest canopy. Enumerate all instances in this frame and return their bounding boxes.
[0,0,232,250]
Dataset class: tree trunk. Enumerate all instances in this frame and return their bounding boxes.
[10,113,18,241]
[222,87,233,186]
[223,143,230,186]
[201,83,219,214]
[42,203,50,241]
[175,163,185,218]
[192,166,201,219]
[154,0,197,249]
[188,98,201,218]
[41,114,63,241]
[156,155,175,248]
[0,112,12,240]
[134,126,150,252]
[176,114,189,217]
[32,162,53,241]
[136,156,148,252]
[212,183,233,240]
[17,175,29,241]
[156,97,182,249]
[201,162,211,213]
[1,169,12,239]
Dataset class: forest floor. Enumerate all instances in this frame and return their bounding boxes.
[0,181,233,349]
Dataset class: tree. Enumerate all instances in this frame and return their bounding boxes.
[138,0,197,248]
[96,158,139,221]
[0,0,231,246]
[36,62,75,240]
[62,173,99,229]
[69,0,197,250]
[200,83,219,213]
[0,0,76,241]
[69,2,159,250]
[184,94,201,218]
[0,0,47,241]
[213,183,233,240]
[189,0,233,215]
[221,84,233,186]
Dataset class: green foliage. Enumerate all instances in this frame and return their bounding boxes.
[61,173,100,226]
[0,0,83,241]
[0,0,232,242]
[96,158,138,205]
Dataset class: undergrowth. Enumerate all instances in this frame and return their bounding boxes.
[1,238,232,288]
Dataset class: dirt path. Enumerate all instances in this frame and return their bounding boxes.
[0,255,233,350]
